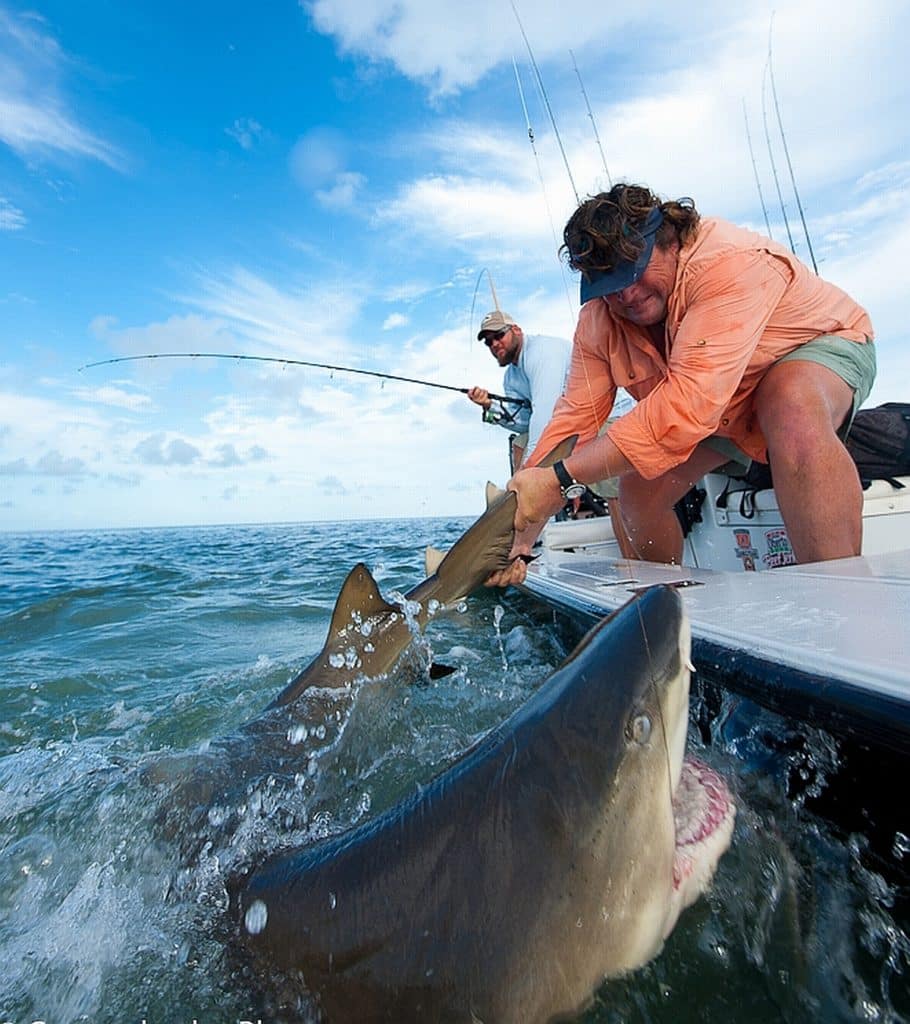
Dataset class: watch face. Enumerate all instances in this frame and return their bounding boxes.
[564,483,586,500]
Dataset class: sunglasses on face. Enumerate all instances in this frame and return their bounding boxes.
[484,328,511,347]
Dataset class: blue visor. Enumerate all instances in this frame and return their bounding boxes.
[579,207,664,304]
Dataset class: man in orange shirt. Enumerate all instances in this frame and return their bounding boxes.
[488,183,876,584]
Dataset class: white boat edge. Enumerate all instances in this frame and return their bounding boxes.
[519,472,910,752]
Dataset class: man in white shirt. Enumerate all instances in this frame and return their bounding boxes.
[468,310,571,472]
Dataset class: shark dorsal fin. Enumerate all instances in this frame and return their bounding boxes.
[425,546,446,575]
[328,563,398,637]
[485,481,506,507]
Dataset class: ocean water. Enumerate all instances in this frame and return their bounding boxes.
[1,519,908,1023]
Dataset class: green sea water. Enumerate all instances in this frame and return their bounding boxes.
[1,520,907,1022]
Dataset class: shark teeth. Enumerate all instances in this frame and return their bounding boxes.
[672,757,736,891]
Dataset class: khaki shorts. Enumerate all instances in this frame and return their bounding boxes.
[705,335,876,472]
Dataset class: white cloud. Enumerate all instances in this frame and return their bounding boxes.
[134,433,201,467]
[0,196,26,230]
[225,117,264,151]
[184,267,364,359]
[382,312,409,330]
[71,384,153,411]
[316,170,366,209]
[289,126,349,187]
[89,312,237,359]
[303,0,731,95]
[0,8,126,169]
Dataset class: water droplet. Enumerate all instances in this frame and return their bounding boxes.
[328,653,345,669]
[329,892,337,909]
[314,724,326,740]
[364,642,375,653]
[288,725,308,744]
[359,619,373,637]
[245,899,268,934]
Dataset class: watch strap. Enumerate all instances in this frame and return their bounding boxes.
[553,460,584,498]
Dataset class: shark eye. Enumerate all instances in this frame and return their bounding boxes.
[627,713,652,745]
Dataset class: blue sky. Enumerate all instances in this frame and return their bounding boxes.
[2,0,909,531]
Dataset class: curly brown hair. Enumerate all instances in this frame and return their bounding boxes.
[560,183,700,279]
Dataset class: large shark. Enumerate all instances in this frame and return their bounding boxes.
[233,585,735,1023]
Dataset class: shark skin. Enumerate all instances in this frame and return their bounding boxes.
[234,586,736,1023]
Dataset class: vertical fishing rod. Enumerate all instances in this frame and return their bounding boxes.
[512,57,577,320]
[508,0,579,203]
[761,60,796,252]
[742,99,773,238]
[570,49,612,189]
[767,16,818,273]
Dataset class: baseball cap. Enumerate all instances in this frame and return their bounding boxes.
[477,310,518,340]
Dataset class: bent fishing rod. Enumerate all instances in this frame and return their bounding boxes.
[78,352,531,410]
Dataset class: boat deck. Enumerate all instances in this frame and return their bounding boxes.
[521,540,910,752]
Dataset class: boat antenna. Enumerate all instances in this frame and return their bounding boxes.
[78,353,530,408]
[512,57,576,320]
[761,56,795,252]
[767,15,818,272]
[508,0,579,203]
[742,99,773,238]
[570,49,612,188]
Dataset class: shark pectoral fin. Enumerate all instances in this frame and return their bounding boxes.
[425,546,446,575]
[485,481,507,508]
[535,434,578,468]
[328,562,398,637]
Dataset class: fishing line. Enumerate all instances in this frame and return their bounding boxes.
[512,57,576,323]
[78,352,530,409]
[766,14,818,273]
[761,59,795,253]
[742,99,773,238]
[509,0,578,204]
[506,24,612,488]
[570,49,612,189]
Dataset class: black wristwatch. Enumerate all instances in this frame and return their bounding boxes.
[553,460,586,500]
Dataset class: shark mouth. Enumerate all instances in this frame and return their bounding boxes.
[672,757,736,897]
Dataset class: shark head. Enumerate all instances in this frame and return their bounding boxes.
[234,585,734,1022]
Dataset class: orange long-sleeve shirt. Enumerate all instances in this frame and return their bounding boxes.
[530,218,874,479]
